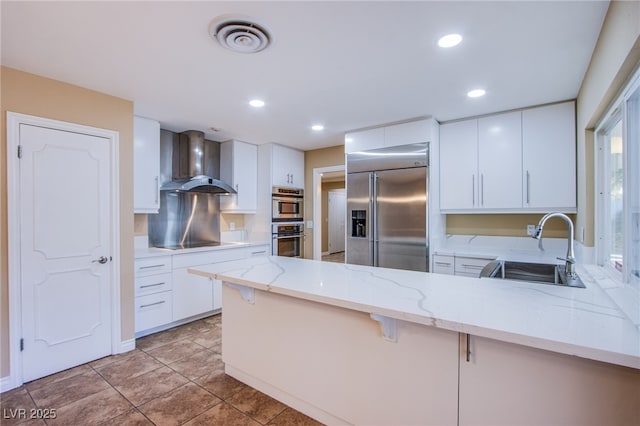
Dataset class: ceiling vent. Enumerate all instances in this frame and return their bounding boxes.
[210,17,271,54]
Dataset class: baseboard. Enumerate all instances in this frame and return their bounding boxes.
[0,374,20,393]
[117,338,136,354]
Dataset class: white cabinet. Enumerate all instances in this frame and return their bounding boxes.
[134,244,270,335]
[432,254,455,275]
[439,120,478,210]
[522,102,576,211]
[133,116,160,214]
[432,253,495,277]
[439,102,576,213]
[271,144,304,188]
[478,111,522,209]
[344,127,385,153]
[171,245,270,322]
[171,267,214,322]
[220,140,258,213]
[134,256,172,333]
[454,255,495,277]
[344,119,432,154]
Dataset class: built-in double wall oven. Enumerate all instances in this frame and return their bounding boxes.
[272,187,304,257]
[272,222,304,258]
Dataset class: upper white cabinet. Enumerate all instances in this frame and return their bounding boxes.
[439,120,478,210]
[133,116,160,214]
[220,140,258,213]
[439,101,576,213]
[344,119,432,154]
[271,144,304,188]
[478,111,522,209]
[522,102,576,210]
[345,127,385,152]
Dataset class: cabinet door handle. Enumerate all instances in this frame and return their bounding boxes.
[461,264,485,269]
[251,250,267,255]
[466,333,471,362]
[140,282,165,289]
[140,300,166,309]
[480,174,484,206]
[526,170,531,204]
[139,264,165,270]
[155,176,159,205]
[472,174,475,206]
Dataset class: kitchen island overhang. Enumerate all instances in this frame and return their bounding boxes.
[189,256,640,425]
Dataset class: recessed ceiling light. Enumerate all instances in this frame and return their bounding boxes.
[311,124,324,131]
[438,33,462,48]
[467,89,486,98]
[249,99,265,108]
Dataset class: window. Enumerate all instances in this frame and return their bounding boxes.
[597,70,640,285]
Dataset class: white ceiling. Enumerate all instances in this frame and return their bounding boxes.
[1,1,609,151]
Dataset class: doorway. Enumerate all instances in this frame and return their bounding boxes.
[327,190,346,254]
[312,165,345,261]
[6,112,121,387]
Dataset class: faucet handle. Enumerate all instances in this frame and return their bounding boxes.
[556,256,575,264]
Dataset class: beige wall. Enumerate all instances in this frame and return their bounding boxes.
[303,145,345,258]
[576,0,640,247]
[0,67,135,378]
[447,214,575,239]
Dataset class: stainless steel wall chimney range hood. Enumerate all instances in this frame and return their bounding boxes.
[160,130,236,194]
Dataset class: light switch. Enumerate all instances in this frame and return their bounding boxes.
[306,220,313,229]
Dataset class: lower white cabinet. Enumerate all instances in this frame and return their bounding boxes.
[135,244,270,336]
[432,254,454,275]
[171,244,270,322]
[432,254,495,277]
[171,267,214,322]
[135,291,173,332]
[134,256,173,333]
[454,256,495,277]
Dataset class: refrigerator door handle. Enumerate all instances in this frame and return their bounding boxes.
[372,172,378,267]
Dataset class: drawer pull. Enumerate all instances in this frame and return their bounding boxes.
[251,250,267,255]
[140,300,166,309]
[435,262,452,266]
[461,264,485,269]
[140,282,165,289]
[139,264,166,270]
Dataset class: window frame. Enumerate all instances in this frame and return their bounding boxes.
[595,67,640,287]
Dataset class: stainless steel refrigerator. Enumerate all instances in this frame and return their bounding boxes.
[346,143,428,272]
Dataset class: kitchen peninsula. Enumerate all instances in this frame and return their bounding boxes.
[189,256,640,425]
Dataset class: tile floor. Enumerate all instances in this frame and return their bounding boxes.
[321,251,345,264]
[0,314,323,426]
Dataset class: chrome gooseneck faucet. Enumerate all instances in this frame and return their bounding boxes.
[533,212,576,279]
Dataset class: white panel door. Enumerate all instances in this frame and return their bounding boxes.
[19,124,113,382]
[328,191,346,254]
[478,111,523,209]
[439,120,478,210]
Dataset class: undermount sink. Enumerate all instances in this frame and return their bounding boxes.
[480,260,585,288]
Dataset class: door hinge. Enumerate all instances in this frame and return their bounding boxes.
[20,338,24,351]
[17,145,23,159]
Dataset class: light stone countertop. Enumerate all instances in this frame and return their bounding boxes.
[189,255,640,370]
[134,240,270,259]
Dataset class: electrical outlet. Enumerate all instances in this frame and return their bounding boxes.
[229,222,236,231]
[527,225,536,236]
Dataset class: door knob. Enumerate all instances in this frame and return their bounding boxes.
[92,256,108,264]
